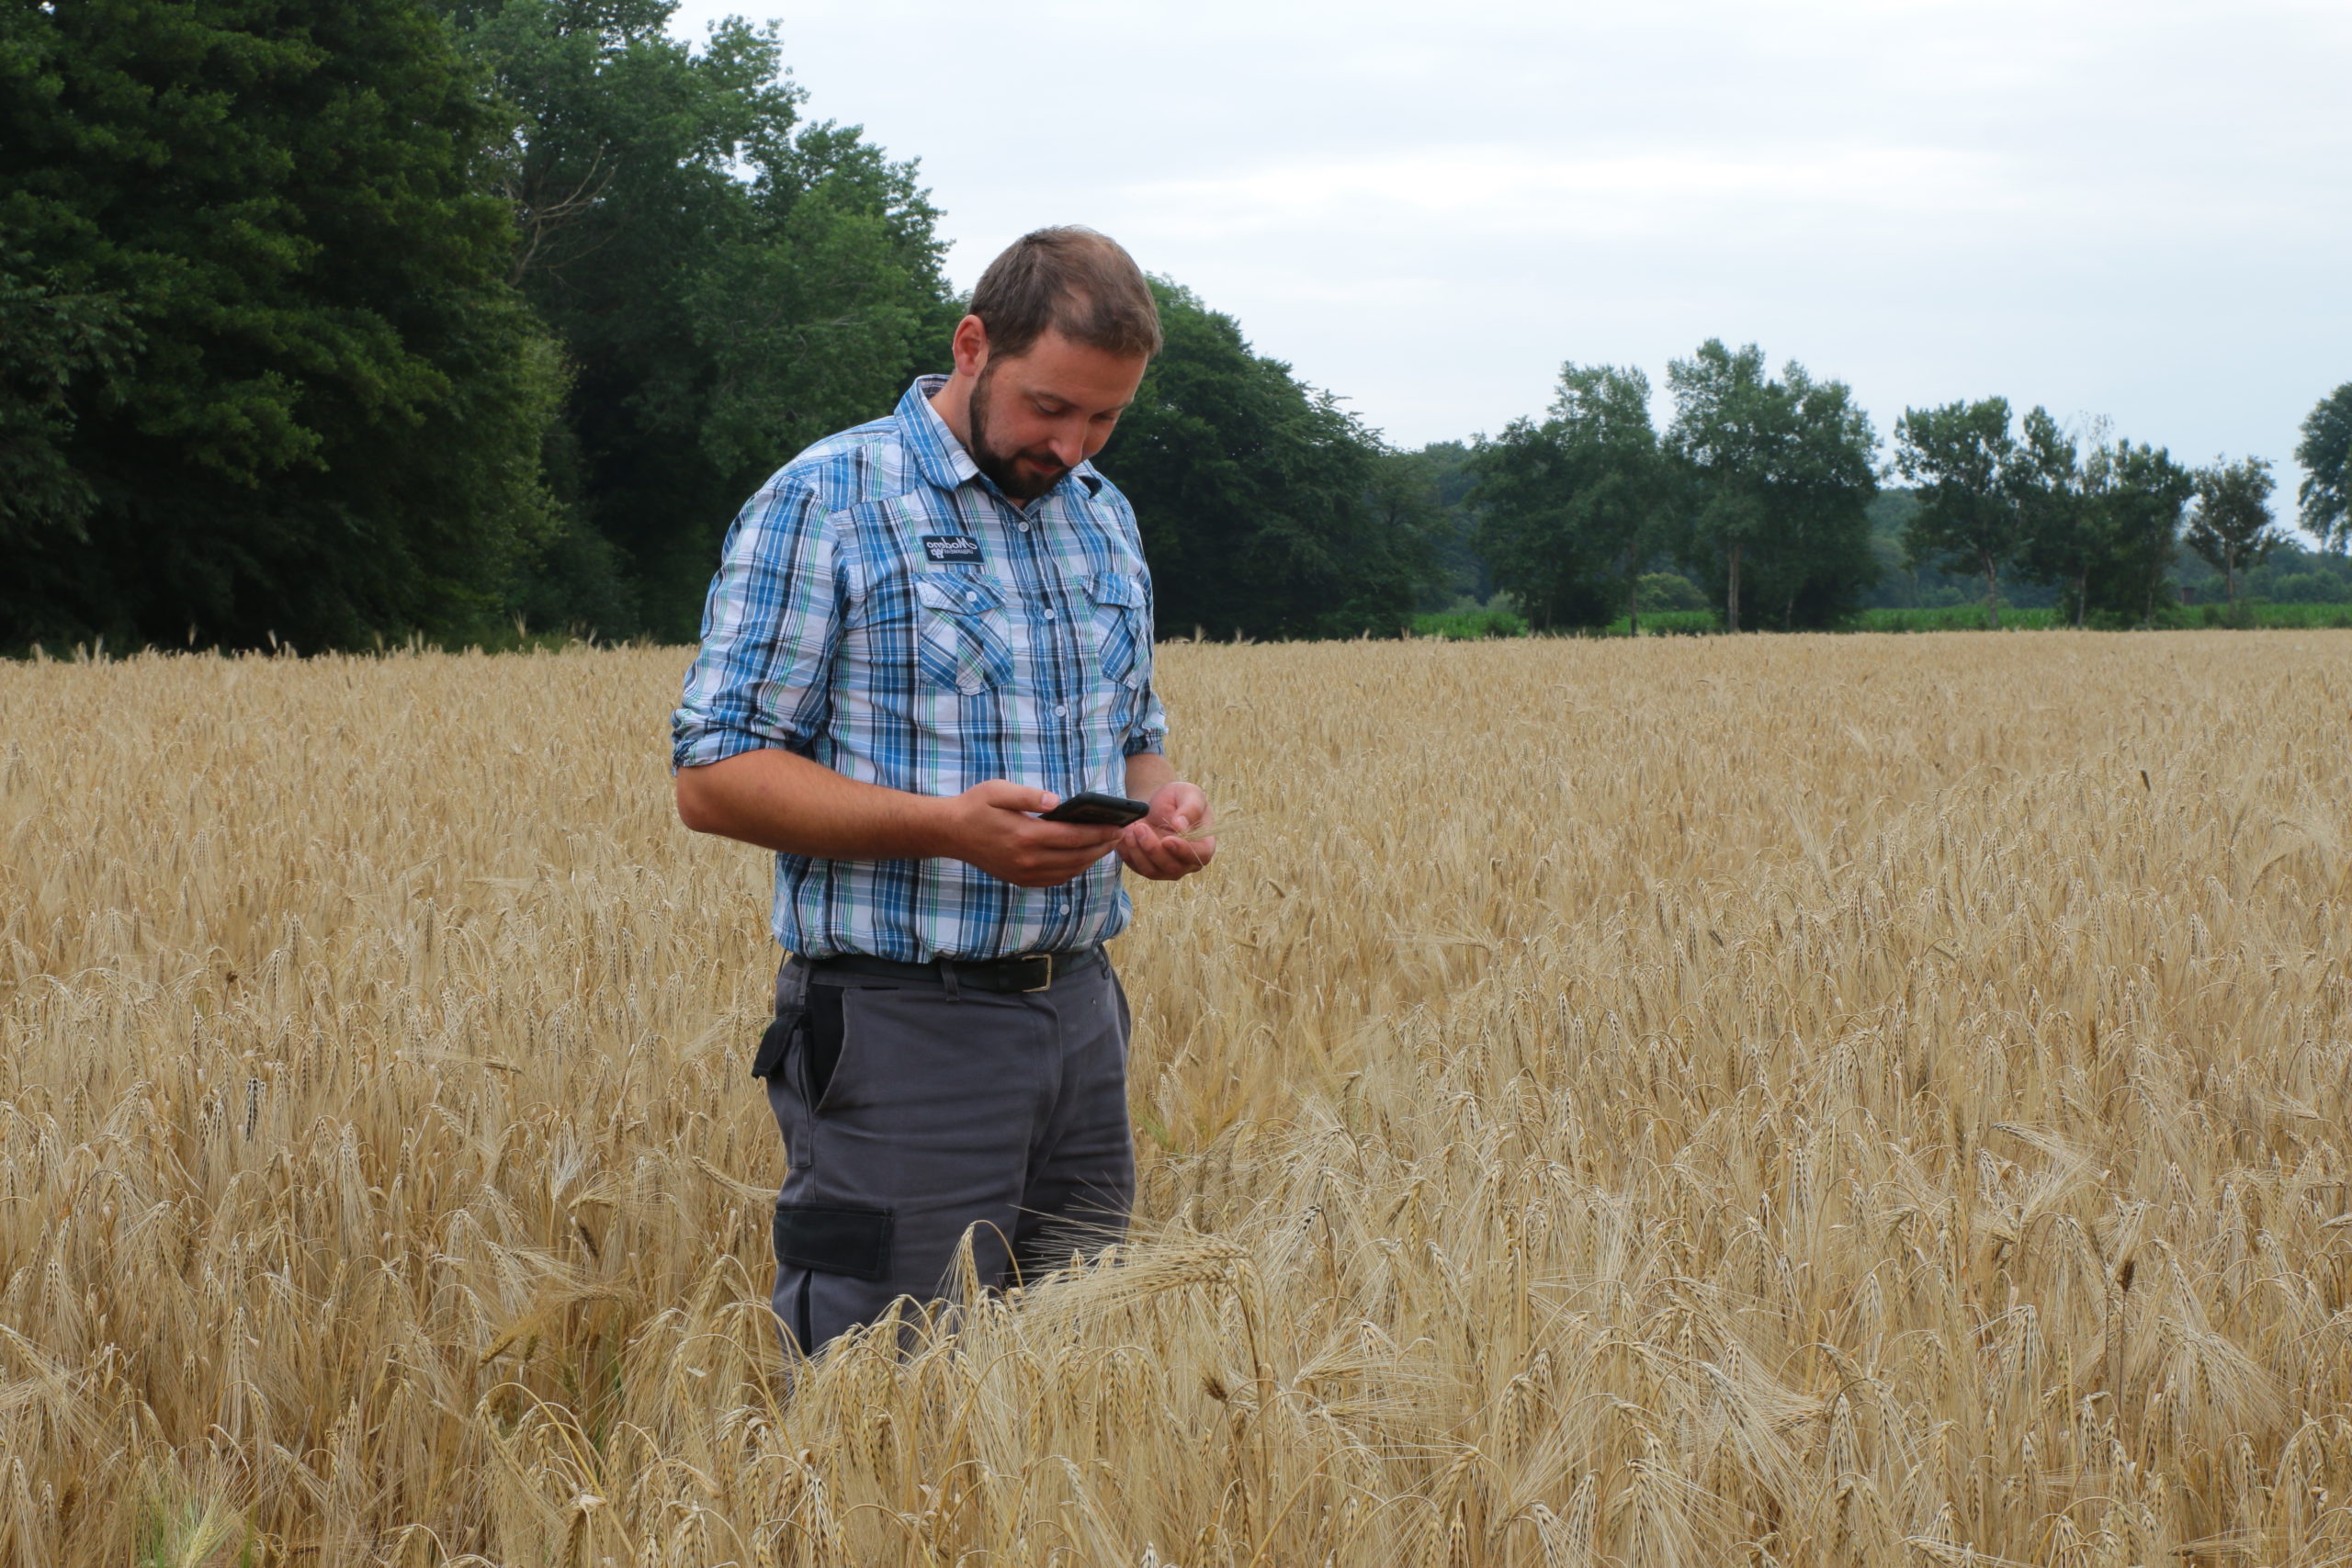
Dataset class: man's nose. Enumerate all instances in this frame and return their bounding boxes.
[1047,423,1087,468]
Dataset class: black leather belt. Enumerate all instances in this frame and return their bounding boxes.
[804,947,1097,994]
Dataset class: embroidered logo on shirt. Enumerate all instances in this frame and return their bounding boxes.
[922,534,982,564]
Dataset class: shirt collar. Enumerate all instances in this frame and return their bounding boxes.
[898,375,1105,504]
[900,376,978,491]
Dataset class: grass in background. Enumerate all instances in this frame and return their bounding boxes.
[1599,607,1721,636]
[2228,601,2352,628]
[1855,604,2064,632]
[1408,605,1528,638]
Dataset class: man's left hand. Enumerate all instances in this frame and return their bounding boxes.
[1117,781,1216,881]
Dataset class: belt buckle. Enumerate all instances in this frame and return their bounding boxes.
[1020,953,1054,993]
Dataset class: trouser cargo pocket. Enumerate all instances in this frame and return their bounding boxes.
[773,1201,895,1281]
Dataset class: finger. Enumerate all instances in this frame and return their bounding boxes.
[1166,835,1216,870]
[1029,821,1124,849]
[1148,789,1201,832]
[1124,836,1193,879]
[1117,841,1179,879]
[978,780,1057,813]
[1035,840,1122,874]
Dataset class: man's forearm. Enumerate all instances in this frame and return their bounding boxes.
[1125,750,1178,801]
[675,748,950,860]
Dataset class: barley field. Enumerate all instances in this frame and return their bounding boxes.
[3,632,2350,1567]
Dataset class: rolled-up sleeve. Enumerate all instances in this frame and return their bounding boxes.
[1123,574,1169,758]
[672,479,841,771]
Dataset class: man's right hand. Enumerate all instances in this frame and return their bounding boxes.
[933,782,1125,887]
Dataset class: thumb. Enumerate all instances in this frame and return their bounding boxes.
[976,780,1056,813]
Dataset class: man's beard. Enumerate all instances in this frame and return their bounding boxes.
[967,366,1070,502]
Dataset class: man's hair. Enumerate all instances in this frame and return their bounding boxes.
[969,226,1162,363]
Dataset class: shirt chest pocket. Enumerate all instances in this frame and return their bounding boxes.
[914,575,1014,694]
[1084,571,1148,689]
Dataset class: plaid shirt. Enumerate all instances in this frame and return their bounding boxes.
[673,377,1169,962]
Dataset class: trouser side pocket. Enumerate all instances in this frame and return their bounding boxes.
[773,1201,895,1281]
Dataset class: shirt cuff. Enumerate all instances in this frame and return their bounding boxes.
[1120,734,1167,758]
[672,721,777,773]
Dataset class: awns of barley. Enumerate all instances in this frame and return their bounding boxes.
[1,632,2350,1563]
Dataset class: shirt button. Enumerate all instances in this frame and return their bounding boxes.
[1055,704,1068,716]
[1045,609,1056,622]
[966,592,978,605]
[1018,521,1031,532]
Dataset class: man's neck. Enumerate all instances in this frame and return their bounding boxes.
[927,372,977,456]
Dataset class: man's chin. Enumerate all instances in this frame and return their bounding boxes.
[987,457,1070,502]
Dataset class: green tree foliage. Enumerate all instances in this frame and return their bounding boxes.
[0,0,562,649]
[1107,282,1431,640]
[0,254,136,543]
[443,0,956,638]
[2091,440,2196,625]
[2186,457,2281,621]
[1665,340,1878,632]
[1472,363,1668,631]
[1894,397,2023,627]
[1392,441,1484,611]
[2012,410,2098,626]
[2296,383,2351,550]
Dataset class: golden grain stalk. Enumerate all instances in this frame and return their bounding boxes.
[1,632,2348,1564]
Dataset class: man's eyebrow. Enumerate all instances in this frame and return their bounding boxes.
[1030,391,1136,414]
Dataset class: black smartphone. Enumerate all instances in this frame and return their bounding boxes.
[1038,791,1149,827]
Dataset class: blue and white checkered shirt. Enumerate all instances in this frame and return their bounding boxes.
[673,377,1169,962]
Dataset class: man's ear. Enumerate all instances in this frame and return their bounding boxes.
[950,314,989,378]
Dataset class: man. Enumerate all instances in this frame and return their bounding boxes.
[671,226,1215,1357]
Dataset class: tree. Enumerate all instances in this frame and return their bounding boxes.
[0,254,136,545]
[1894,398,2020,626]
[2013,409,2098,626]
[2093,441,2195,625]
[442,0,956,639]
[1765,365,1882,629]
[2186,457,2281,622]
[2297,383,2351,551]
[1106,281,1431,640]
[1396,441,1486,611]
[1665,342,1769,631]
[1665,340,1877,631]
[1,0,562,649]
[1472,363,1666,631]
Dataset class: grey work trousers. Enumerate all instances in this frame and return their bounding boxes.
[758,947,1136,1357]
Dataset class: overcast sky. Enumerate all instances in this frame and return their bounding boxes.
[673,0,2349,526]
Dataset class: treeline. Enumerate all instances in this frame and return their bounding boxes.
[0,0,1442,650]
[3,0,949,649]
[1457,360,2352,636]
[6,1,2348,650]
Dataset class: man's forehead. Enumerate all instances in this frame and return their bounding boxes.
[995,331,1147,408]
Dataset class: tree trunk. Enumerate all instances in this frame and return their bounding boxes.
[1725,544,1742,634]
[1627,572,1640,637]
[2225,555,2239,624]
[1982,549,2001,631]
[2075,567,2088,626]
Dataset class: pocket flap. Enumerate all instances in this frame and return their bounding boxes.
[916,574,1004,615]
[1088,571,1145,610]
[773,1202,895,1280]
